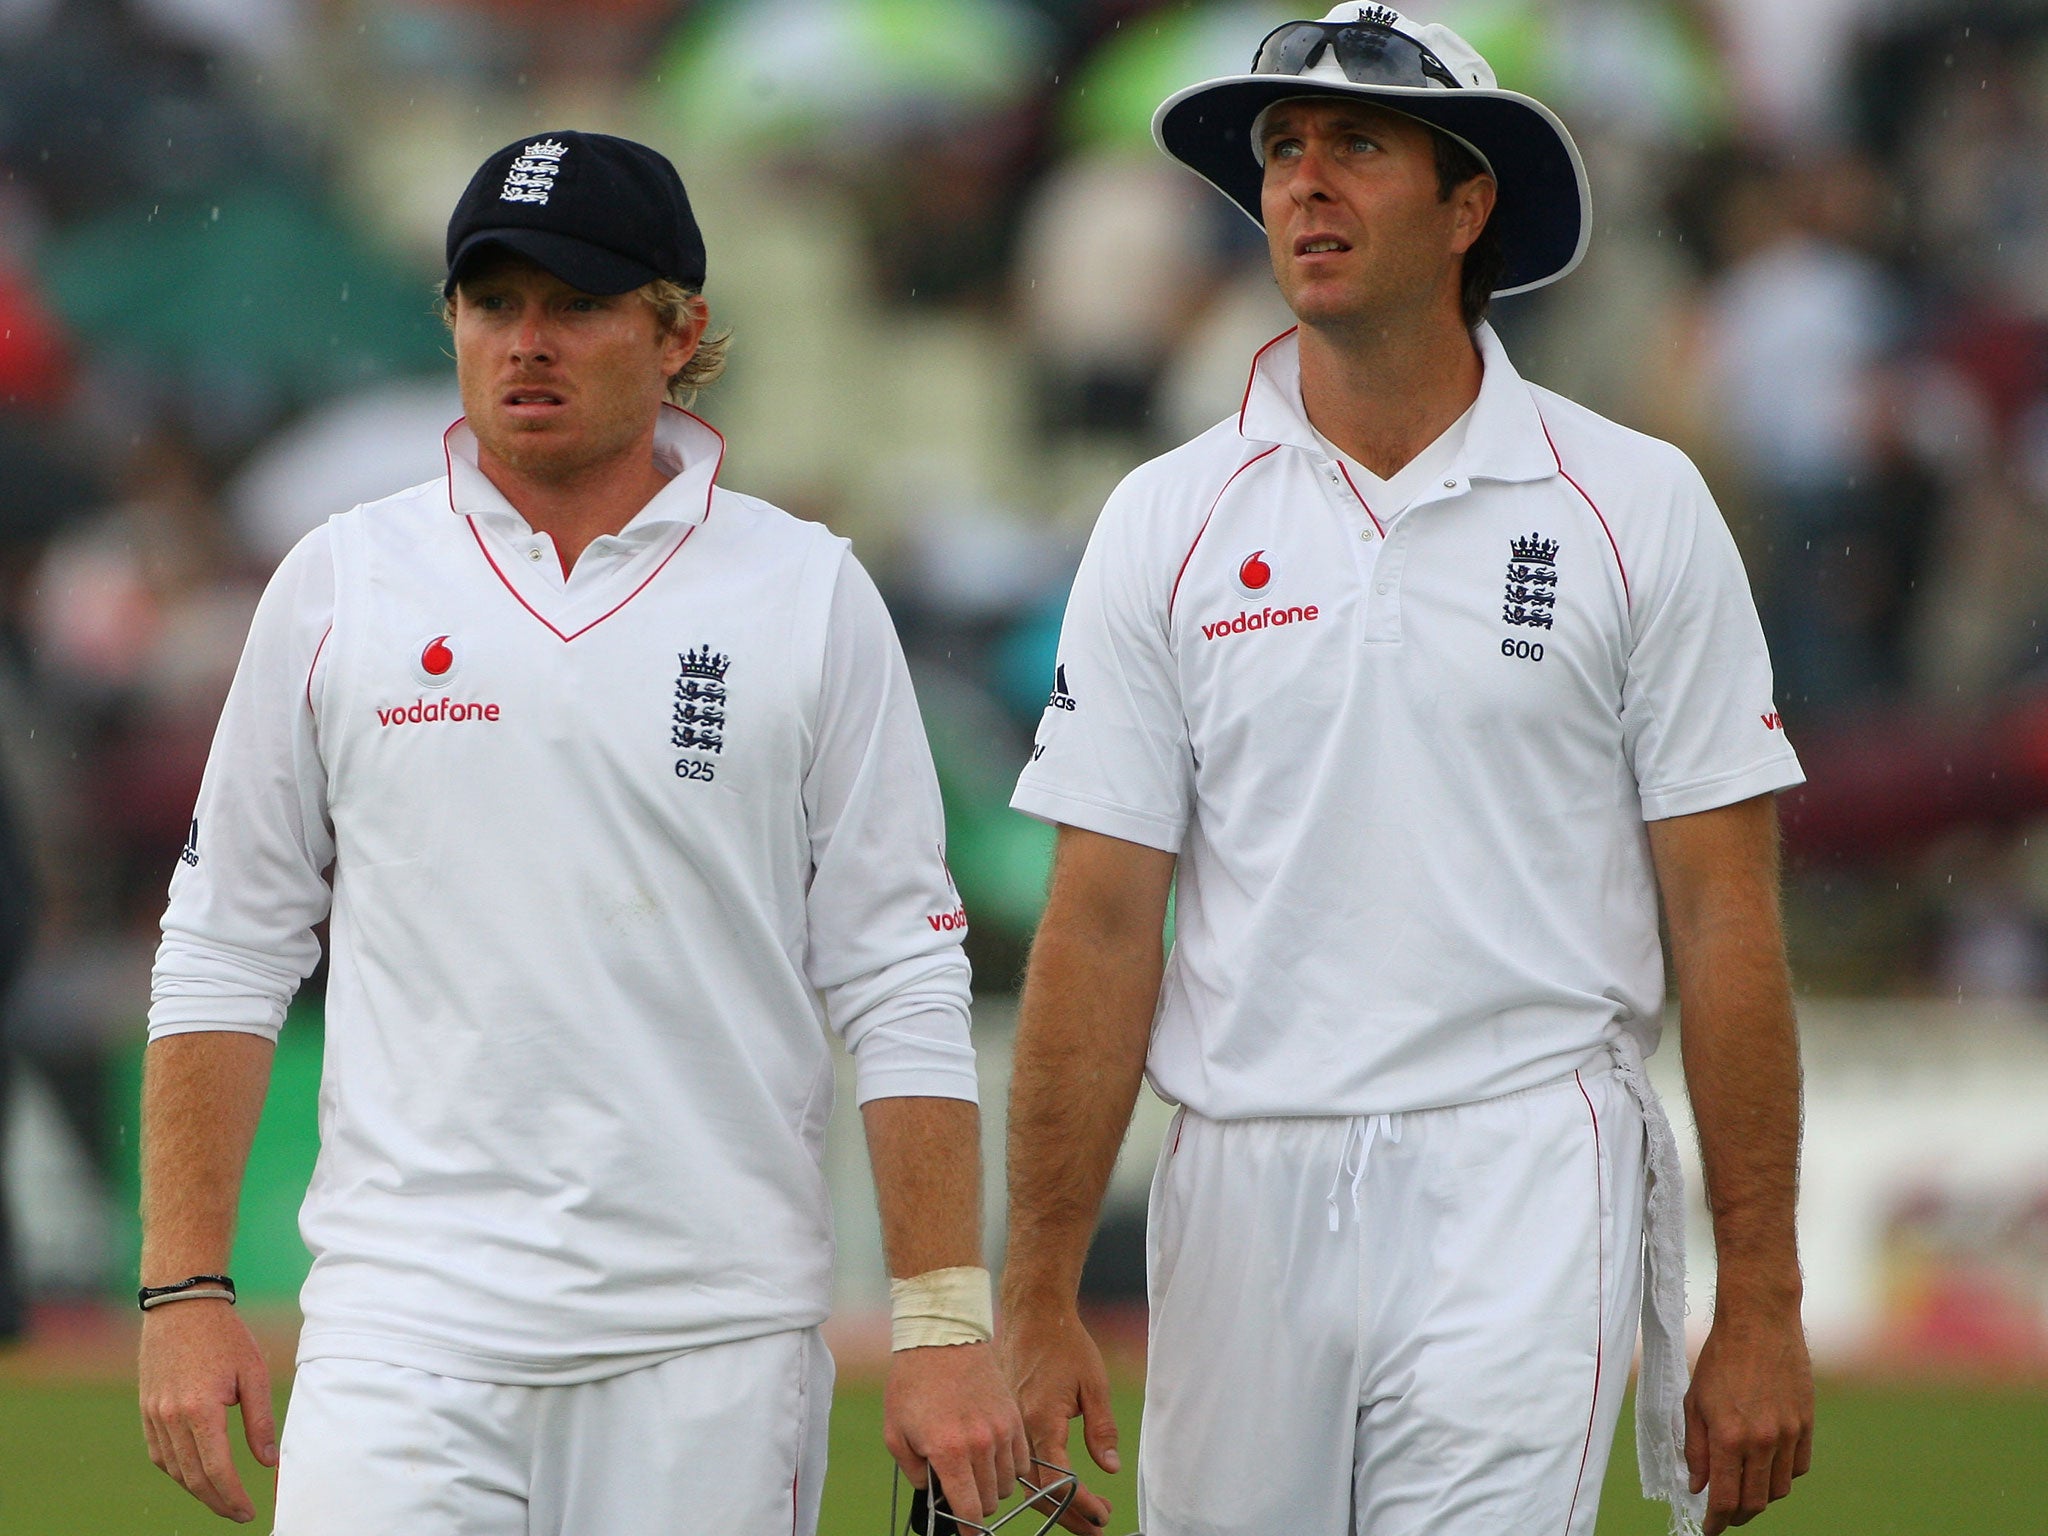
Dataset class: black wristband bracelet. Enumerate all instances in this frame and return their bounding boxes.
[138,1274,237,1311]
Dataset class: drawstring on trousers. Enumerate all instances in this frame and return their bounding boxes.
[1325,1113,1400,1231]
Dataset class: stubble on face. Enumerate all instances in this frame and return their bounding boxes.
[452,255,685,490]
[1258,99,1472,339]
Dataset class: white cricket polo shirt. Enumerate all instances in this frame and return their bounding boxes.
[1014,326,1803,1118]
[152,406,977,1384]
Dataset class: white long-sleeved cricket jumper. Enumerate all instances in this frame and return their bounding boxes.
[152,407,977,1385]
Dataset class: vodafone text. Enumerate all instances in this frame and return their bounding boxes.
[927,905,968,933]
[1200,604,1320,642]
[376,698,502,727]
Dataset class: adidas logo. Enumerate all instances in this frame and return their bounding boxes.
[1047,663,1076,712]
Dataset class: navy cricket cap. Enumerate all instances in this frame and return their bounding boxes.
[444,131,707,297]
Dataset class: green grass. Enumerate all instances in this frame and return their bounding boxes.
[1,1376,2042,1534]
[1595,1382,2048,1536]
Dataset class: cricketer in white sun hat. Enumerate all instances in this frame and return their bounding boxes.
[1153,2,1591,297]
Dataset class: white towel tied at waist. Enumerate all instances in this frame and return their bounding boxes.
[1609,1033,1706,1536]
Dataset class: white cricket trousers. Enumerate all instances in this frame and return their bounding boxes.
[273,1326,833,1535]
[1139,1063,1646,1536]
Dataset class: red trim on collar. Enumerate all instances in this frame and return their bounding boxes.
[466,515,701,643]
[1539,416,1630,609]
[1237,327,1301,438]
[1169,445,1281,619]
[443,403,725,640]
[442,415,461,513]
[1332,461,1387,537]
[440,403,727,524]
[663,400,727,522]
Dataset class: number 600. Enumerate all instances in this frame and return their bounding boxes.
[1501,638,1545,661]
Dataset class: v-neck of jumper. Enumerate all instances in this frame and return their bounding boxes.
[441,405,725,643]
[462,513,700,643]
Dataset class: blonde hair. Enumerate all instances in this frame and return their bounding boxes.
[440,275,731,405]
[643,279,730,405]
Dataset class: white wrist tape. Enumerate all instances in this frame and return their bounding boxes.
[889,1265,994,1351]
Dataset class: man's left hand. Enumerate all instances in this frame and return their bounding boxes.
[884,1340,1030,1527]
[1684,1301,1814,1532]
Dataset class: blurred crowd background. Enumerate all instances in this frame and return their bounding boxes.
[2,0,2048,1352]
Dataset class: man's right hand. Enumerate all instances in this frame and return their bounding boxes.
[138,1300,277,1523]
[1001,1300,1120,1534]
[1001,830,1173,1533]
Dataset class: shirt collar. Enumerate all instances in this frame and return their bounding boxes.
[1236,322,1558,487]
[441,403,727,535]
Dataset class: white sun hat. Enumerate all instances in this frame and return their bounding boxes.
[1152,2,1591,296]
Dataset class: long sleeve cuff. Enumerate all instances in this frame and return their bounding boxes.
[149,934,309,1041]
[849,1014,980,1106]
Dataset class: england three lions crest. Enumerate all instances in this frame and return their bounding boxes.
[672,645,729,753]
[501,138,568,205]
[1503,533,1559,630]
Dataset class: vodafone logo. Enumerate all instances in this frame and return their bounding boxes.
[927,904,968,933]
[1236,549,1273,598]
[376,698,501,727]
[1200,603,1320,642]
[414,634,459,689]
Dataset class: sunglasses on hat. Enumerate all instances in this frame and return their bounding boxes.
[1251,19,1462,90]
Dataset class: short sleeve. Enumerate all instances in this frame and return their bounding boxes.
[1011,479,1193,851]
[1621,459,1805,820]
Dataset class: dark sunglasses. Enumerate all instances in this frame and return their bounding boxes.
[1250,19,1463,90]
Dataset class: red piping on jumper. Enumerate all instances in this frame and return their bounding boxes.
[1564,1070,1606,1535]
[442,403,726,643]
[1170,447,1281,619]
[305,625,331,716]
[1332,461,1388,538]
[1538,417,1629,609]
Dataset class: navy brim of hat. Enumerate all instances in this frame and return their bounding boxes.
[1153,76,1590,298]
[443,227,664,297]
